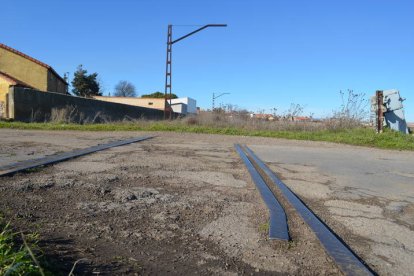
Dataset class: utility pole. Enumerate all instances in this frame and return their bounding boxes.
[212,92,230,111]
[164,25,173,119]
[164,24,227,119]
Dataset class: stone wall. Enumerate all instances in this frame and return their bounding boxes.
[8,87,166,122]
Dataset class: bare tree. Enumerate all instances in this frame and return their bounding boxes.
[114,80,136,97]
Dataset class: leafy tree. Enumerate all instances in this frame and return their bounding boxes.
[71,65,101,97]
[114,80,136,97]
[141,91,178,99]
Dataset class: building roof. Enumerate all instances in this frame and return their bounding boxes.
[252,113,274,118]
[94,96,165,101]
[0,70,35,89]
[293,116,311,121]
[0,43,68,85]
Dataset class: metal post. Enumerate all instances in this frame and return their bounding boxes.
[376,90,384,133]
[164,25,173,119]
[163,24,227,119]
[212,92,230,111]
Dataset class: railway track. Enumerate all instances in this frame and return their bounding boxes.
[0,136,377,274]
[0,136,154,177]
[235,144,376,276]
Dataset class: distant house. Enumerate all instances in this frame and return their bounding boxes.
[170,97,197,115]
[0,43,68,118]
[94,96,197,115]
[292,116,312,122]
[407,122,414,133]
[250,113,276,121]
[93,96,167,111]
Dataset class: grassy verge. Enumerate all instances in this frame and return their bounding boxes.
[1,121,413,150]
[0,216,45,275]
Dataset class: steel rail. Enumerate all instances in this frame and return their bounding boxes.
[243,145,375,276]
[234,144,289,240]
[0,136,154,177]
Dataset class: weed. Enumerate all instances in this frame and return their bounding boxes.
[327,89,369,130]
[0,216,45,275]
[288,240,297,249]
[258,222,269,233]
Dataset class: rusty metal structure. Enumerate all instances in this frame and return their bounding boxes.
[164,24,227,119]
[371,90,409,134]
[376,90,384,133]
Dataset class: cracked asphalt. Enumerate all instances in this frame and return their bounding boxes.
[251,143,414,275]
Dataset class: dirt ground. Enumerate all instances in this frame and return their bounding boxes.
[0,129,411,275]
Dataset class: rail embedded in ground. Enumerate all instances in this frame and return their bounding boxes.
[234,144,289,240]
[236,144,375,276]
[0,136,154,177]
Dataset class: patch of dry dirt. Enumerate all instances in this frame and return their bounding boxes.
[0,130,343,275]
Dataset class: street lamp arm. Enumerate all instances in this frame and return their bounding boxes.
[212,92,230,110]
[171,24,227,45]
[213,92,230,100]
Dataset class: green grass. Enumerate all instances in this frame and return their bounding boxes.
[0,217,45,275]
[1,121,413,150]
[258,222,270,233]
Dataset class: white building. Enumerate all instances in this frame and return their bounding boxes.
[170,97,197,115]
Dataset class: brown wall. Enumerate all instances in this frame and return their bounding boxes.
[0,47,47,91]
[0,47,67,94]
[94,96,166,110]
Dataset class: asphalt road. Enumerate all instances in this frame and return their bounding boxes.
[250,144,414,200]
[250,143,414,275]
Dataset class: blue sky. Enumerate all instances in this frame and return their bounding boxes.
[2,0,413,120]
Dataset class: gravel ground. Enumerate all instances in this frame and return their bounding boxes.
[1,129,411,275]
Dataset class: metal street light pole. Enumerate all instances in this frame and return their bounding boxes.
[212,92,230,111]
[164,24,227,119]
